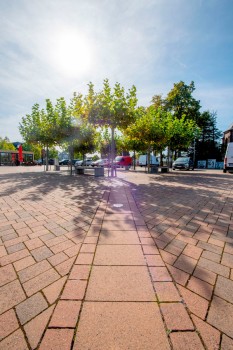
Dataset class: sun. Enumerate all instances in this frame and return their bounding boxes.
[49,28,92,78]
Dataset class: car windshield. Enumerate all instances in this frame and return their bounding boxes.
[176,157,189,162]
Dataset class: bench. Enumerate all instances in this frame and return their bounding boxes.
[75,166,104,177]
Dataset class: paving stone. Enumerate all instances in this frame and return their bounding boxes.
[170,331,204,350]
[193,265,217,285]
[101,220,136,231]
[64,243,81,257]
[0,309,19,341]
[198,257,230,277]
[165,244,183,256]
[24,305,55,349]
[208,295,233,338]
[47,252,68,266]
[94,245,146,266]
[80,243,96,253]
[18,260,51,283]
[23,268,60,296]
[75,253,94,265]
[13,256,35,272]
[0,329,29,350]
[39,329,74,350]
[221,252,233,269]
[160,250,177,265]
[166,264,189,286]
[0,249,30,266]
[43,276,67,304]
[221,335,233,350]
[145,254,165,266]
[16,292,48,325]
[154,282,181,302]
[4,235,28,248]
[0,246,7,258]
[24,237,44,250]
[197,241,223,255]
[214,275,233,303]
[0,264,17,287]
[149,266,172,281]
[44,235,67,247]
[49,300,81,327]
[69,265,91,280]
[86,266,155,301]
[99,230,140,244]
[191,314,220,350]
[55,256,75,276]
[183,244,203,259]
[50,240,75,254]
[73,302,170,350]
[142,245,159,254]
[61,280,87,300]
[31,245,53,262]
[161,302,194,330]
[178,285,209,320]
[0,279,26,314]
[187,276,213,300]
[174,254,197,274]
[201,250,221,262]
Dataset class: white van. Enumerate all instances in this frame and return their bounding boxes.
[139,155,159,167]
[223,142,233,173]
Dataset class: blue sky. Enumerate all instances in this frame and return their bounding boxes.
[0,0,233,142]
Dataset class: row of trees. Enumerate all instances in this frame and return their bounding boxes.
[19,79,223,174]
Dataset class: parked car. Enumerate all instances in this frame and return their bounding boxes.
[75,158,93,167]
[59,159,69,165]
[114,156,132,168]
[172,157,194,170]
[91,159,109,167]
[223,142,233,173]
[139,154,159,167]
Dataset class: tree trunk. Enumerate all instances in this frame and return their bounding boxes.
[111,127,115,177]
[147,149,150,173]
[46,145,49,171]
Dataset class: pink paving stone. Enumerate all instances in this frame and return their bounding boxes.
[221,252,233,269]
[73,302,170,350]
[0,264,17,287]
[214,275,233,303]
[183,244,203,260]
[43,276,67,304]
[99,230,140,244]
[64,243,81,257]
[16,227,33,236]
[154,282,181,302]
[0,309,19,340]
[80,243,96,253]
[0,279,26,314]
[83,236,98,244]
[161,302,194,330]
[187,276,213,300]
[44,235,67,247]
[4,235,28,248]
[0,249,30,266]
[55,256,76,276]
[23,268,60,297]
[193,265,217,285]
[166,264,189,286]
[69,265,91,280]
[94,244,146,266]
[140,237,155,245]
[201,250,221,263]
[0,246,7,258]
[0,329,29,350]
[198,257,230,277]
[149,266,172,281]
[39,329,74,350]
[221,335,233,349]
[50,240,74,254]
[24,237,44,250]
[87,225,101,236]
[208,296,233,338]
[101,220,136,231]
[24,305,55,350]
[16,292,48,325]
[85,266,155,301]
[174,254,197,274]
[31,245,53,262]
[75,253,94,265]
[154,238,168,249]
[191,314,220,350]
[178,285,208,320]
[159,250,177,265]
[137,231,151,238]
[170,331,204,350]
[18,260,51,283]
[208,237,225,247]
[49,300,81,327]
[47,252,68,266]
[165,244,183,256]
[61,280,87,300]
[145,254,165,266]
[13,256,35,272]
[142,245,159,254]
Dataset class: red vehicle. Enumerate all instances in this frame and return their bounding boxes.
[114,156,132,168]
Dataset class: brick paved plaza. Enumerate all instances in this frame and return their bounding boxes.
[0,166,233,349]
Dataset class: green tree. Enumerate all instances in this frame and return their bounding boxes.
[0,137,15,150]
[72,79,139,176]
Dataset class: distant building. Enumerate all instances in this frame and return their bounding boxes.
[223,123,233,146]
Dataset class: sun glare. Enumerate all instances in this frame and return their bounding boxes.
[49,28,92,78]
